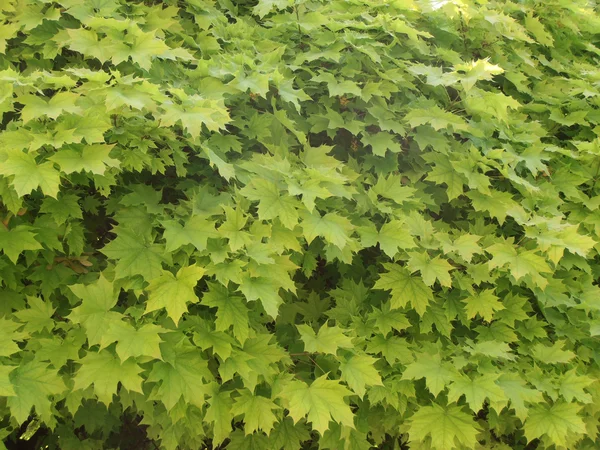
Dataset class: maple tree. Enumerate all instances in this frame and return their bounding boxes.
[0,0,599,449]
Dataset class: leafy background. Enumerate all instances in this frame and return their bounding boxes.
[0,0,599,449]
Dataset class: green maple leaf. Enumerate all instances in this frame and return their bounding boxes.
[270,417,311,450]
[370,302,411,335]
[0,225,42,263]
[495,373,544,420]
[281,375,355,436]
[40,194,82,225]
[147,345,212,410]
[359,220,416,257]
[69,274,122,347]
[367,335,412,365]
[145,265,205,324]
[0,365,16,396]
[371,174,416,205]
[531,341,575,364]
[128,31,169,70]
[407,403,480,450]
[425,153,466,200]
[454,59,504,92]
[464,88,520,123]
[462,289,504,322]
[238,272,285,318]
[7,361,66,424]
[300,211,355,250]
[201,282,249,344]
[402,353,458,397]
[193,325,237,359]
[487,242,551,288]
[231,389,280,435]
[218,206,253,252]
[374,264,433,315]
[0,150,60,198]
[557,369,594,403]
[297,323,353,355]
[162,216,219,252]
[447,373,507,412]
[160,99,230,135]
[361,132,401,156]
[67,28,112,62]
[73,350,143,405]
[241,179,300,230]
[523,402,586,447]
[0,23,18,54]
[57,109,112,144]
[339,354,383,398]
[407,252,453,287]
[99,321,166,361]
[524,13,553,46]
[206,388,234,445]
[405,105,468,132]
[13,296,55,333]
[19,92,82,123]
[253,0,293,19]
[48,144,120,175]
[229,72,270,98]
[101,228,169,281]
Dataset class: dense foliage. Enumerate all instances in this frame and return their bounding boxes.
[0,0,600,448]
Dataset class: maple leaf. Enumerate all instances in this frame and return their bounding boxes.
[99,321,166,361]
[241,179,300,230]
[407,403,480,450]
[405,105,469,132]
[13,296,55,333]
[486,242,552,288]
[280,375,355,436]
[495,373,544,420]
[523,402,586,447]
[447,373,507,412]
[454,59,504,92]
[0,225,43,263]
[128,31,169,70]
[238,273,282,319]
[374,264,433,315]
[49,144,119,175]
[531,341,575,364]
[206,388,234,445]
[101,228,170,281]
[145,265,205,324]
[370,303,411,335]
[147,342,213,410]
[297,323,354,355]
[19,92,82,123]
[270,417,311,450]
[160,99,230,135]
[424,153,467,200]
[407,252,454,287]
[73,350,143,405]
[201,283,250,344]
[217,206,253,252]
[402,352,458,396]
[361,132,401,156]
[7,361,66,424]
[162,216,219,252]
[339,354,383,398]
[300,211,355,250]
[193,324,237,359]
[231,390,279,435]
[0,150,60,198]
[462,289,504,322]
[69,275,122,347]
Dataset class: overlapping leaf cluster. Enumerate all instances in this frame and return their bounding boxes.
[0,0,599,449]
